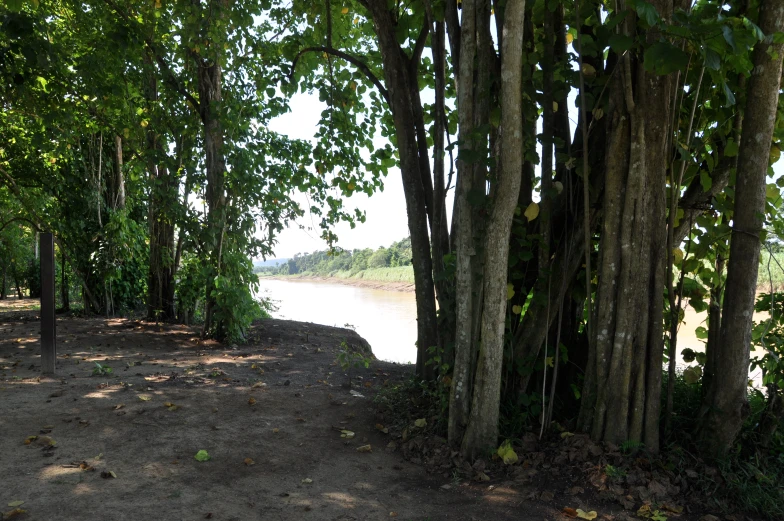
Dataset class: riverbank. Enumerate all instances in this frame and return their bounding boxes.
[0,305,553,521]
[261,266,415,293]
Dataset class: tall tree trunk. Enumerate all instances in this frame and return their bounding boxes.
[199,54,228,338]
[60,246,69,311]
[579,2,673,451]
[703,252,725,396]
[364,0,439,380]
[145,59,177,322]
[698,0,784,458]
[448,0,481,445]
[429,14,456,366]
[113,134,125,210]
[459,0,525,458]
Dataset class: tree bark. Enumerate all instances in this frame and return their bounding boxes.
[448,0,481,445]
[195,0,230,338]
[363,0,440,381]
[459,0,525,458]
[60,246,69,311]
[113,134,125,210]
[144,57,177,322]
[429,14,456,365]
[698,0,784,458]
[580,2,673,451]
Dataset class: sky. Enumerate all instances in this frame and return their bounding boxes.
[261,51,784,261]
[265,91,454,260]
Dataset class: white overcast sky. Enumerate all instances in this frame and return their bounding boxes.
[265,86,458,260]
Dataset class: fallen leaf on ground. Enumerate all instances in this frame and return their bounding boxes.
[340,430,355,439]
[252,382,265,388]
[7,501,24,508]
[29,436,56,447]
[389,513,398,518]
[2,508,26,519]
[576,509,597,520]
[138,395,151,401]
[113,404,125,410]
[243,458,255,466]
[248,397,257,405]
[194,450,210,462]
[560,431,575,439]
[496,440,518,465]
[375,424,389,434]
[301,478,313,484]
[563,507,578,518]
[272,428,279,433]
[100,470,117,479]
[356,444,372,453]
[414,418,427,428]
[662,503,683,514]
[475,472,490,482]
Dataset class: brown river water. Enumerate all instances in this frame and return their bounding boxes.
[256,278,767,386]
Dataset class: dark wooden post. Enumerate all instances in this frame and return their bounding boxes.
[40,233,56,374]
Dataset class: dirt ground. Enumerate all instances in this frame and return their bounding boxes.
[0,298,754,521]
[0,298,555,521]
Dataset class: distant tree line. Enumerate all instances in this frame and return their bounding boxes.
[258,238,412,276]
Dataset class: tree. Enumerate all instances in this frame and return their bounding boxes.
[698,0,784,457]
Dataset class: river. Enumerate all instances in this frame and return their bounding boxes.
[256,278,767,386]
[256,278,418,364]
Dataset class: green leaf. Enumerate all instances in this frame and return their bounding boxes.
[743,17,765,42]
[194,450,211,462]
[683,366,703,384]
[700,171,712,192]
[723,25,737,51]
[36,76,48,93]
[496,440,519,465]
[695,326,709,340]
[608,34,634,54]
[644,42,689,75]
[635,0,660,26]
[724,139,739,157]
[723,82,736,106]
[766,183,780,202]
[704,48,721,71]
[6,0,24,11]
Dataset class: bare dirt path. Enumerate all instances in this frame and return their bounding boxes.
[0,301,551,521]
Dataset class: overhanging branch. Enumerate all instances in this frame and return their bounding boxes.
[289,46,390,105]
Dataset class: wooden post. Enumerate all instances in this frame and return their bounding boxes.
[40,233,56,374]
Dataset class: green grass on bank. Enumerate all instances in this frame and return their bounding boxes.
[334,266,414,283]
[262,252,783,290]
[261,265,415,285]
[758,250,784,291]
